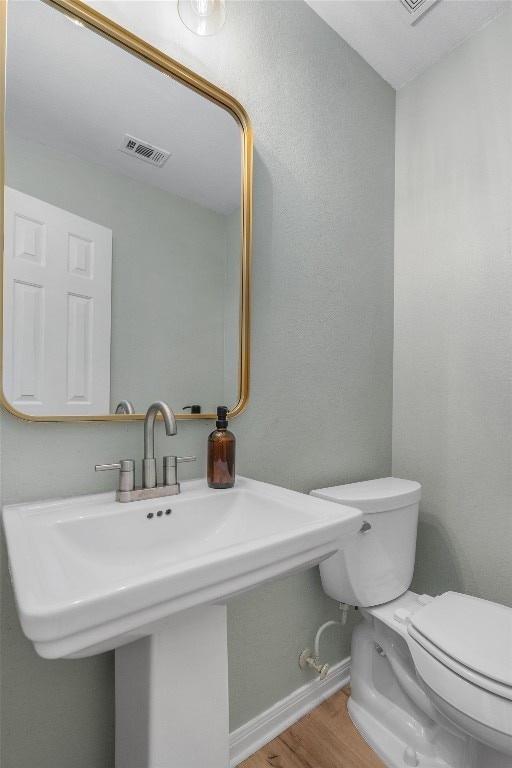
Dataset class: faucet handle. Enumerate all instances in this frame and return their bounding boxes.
[95,459,135,492]
[163,456,196,486]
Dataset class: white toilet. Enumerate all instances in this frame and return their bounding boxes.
[311,478,512,768]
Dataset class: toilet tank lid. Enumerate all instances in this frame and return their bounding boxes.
[310,477,421,513]
[409,592,512,687]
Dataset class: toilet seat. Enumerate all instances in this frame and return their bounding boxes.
[408,623,512,701]
[407,631,512,753]
[405,592,512,752]
[408,591,512,696]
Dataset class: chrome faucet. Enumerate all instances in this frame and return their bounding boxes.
[115,399,135,415]
[143,401,177,488]
[95,400,196,502]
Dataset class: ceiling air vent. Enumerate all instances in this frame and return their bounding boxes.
[398,0,440,24]
[118,134,170,168]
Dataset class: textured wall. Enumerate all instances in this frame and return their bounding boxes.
[393,9,512,607]
[0,2,395,766]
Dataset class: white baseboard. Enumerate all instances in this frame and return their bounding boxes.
[229,656,351,767]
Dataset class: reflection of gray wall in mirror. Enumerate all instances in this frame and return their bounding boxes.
[224,209,242,407]
[5,132,241,414]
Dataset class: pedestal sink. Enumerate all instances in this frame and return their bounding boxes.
[3,476,362,767]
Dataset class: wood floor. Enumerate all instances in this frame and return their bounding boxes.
[239,687,386,768]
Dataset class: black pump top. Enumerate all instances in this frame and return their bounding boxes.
[183,404,201,414]
[216,405,228,429]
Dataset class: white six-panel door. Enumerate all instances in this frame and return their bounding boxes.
[3,187,112,415]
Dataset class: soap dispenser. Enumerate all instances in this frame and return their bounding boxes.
[207,406,235,488]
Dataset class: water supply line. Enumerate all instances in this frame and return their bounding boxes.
[299,603,350,679]
[313,620,339,660]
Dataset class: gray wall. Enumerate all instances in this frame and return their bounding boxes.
[224,206,242,406]
[0,1,395,766]
[5,132,229,415]
[393,9,512,607]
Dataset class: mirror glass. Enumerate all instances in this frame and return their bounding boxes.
[2,0,251,420]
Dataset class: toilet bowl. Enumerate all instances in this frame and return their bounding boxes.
[311,478,512,768]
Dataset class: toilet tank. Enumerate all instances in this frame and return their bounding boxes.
[311,478,421,607]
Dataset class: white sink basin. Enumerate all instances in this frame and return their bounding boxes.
[2,476,362,659]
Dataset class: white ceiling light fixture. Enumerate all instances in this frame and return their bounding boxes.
[178,0,226,36]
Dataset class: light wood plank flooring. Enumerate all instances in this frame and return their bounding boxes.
[239,687,385,768]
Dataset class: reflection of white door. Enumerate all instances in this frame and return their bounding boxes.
[3,187,112,415]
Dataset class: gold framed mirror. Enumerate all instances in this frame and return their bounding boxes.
[0,0,252,422]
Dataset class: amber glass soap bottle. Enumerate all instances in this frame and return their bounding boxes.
[207,406,235,488]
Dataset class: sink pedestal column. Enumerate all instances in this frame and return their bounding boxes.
[115,605,229,768]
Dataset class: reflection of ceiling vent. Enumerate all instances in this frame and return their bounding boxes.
[398,0,440,24]
[118,134,170,167]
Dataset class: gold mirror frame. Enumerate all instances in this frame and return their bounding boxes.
[0,0,252,422]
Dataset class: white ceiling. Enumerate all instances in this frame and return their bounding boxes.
[6,0,241,215]
[305,0,511,89]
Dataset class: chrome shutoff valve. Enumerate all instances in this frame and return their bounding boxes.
[299,648,330,679]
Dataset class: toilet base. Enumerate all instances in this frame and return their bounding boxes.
[349,698,512,768]
[348,697,454,768]
[348,605,512,768]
